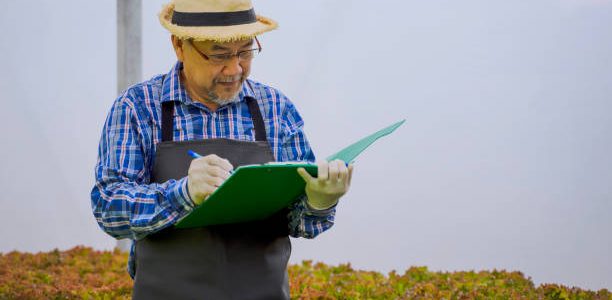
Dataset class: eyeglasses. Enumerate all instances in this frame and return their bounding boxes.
[186,37,262,65]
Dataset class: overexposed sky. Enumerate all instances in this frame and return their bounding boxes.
[0,0,611,290]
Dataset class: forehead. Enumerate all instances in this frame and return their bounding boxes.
[192,38,254,51]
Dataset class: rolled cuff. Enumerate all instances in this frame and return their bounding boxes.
[301,194,337,216]
[167,177,196,213]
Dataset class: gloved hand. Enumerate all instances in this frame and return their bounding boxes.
[187,154,233,205]
[297,160,354,210]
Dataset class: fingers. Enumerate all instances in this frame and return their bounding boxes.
[205,175,224,188]
[337,160,348,182]
[187,154,234,205]
[328,159,348,182]
[204,154,234,173]
[206,165,231,181]
[297,167,314,183]
[191,155,233,177]
[317,160,328,182]
[328,160,339,181]
[318,160,349,182]
[188,170,220,189]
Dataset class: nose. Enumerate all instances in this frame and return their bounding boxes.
[221,56,243,77]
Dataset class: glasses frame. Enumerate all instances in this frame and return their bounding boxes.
[186,37,262,65]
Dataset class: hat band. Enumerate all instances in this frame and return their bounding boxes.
[171,8,257,26]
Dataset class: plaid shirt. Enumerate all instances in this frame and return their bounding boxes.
[91,62,335,278]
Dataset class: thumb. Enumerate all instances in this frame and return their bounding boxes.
[297,167,314,183]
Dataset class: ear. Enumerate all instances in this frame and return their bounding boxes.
[171,35,185,62]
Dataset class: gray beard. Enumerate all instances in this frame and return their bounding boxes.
[205,81,242,106]
[206,90,240,106]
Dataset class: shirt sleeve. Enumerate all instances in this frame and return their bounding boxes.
[278,97,336,239]
[91,96,195,241]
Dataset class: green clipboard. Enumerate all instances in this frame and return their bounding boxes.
[175,119,406,228]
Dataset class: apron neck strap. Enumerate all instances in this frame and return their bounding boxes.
[245,96,267,142]
[160,97,268,143]
[162,100,175,142]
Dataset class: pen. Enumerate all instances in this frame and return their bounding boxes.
[188,150,234,174]
[187,150,202,159]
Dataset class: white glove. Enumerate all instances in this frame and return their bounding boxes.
[297,159,354,210]
[187,154,233,205]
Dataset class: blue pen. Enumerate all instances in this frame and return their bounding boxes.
[188,150,234,173]
[187,150,202,159]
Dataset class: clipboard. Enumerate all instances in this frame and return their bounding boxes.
[175,119,405,228]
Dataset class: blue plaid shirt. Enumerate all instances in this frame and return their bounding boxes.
[91,62,335,279]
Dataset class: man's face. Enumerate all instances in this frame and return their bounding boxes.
[173,37,256,105]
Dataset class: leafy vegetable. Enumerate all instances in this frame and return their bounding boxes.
[0,247,609,299]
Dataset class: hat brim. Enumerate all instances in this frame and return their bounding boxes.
[159,3,278,42]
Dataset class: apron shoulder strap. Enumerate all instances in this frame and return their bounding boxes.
[161,100,174,142]
[160,74,175,143]
[246,96,267,142]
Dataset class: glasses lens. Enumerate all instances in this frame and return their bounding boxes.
[239,49,259,60]
[208,54,233,64]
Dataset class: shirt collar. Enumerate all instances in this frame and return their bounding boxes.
[161,61,256,106]
[160,61,188,104]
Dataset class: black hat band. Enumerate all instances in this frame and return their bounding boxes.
[171,8,257,26]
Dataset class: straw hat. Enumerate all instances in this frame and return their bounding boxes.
[159,0,278,42]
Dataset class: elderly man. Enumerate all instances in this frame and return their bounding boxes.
[91,0,352,299]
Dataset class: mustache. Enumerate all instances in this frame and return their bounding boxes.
[214,75,243,83]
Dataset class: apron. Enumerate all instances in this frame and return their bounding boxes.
[132,94,291,300]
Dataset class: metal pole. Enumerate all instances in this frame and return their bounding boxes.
[118,0,142,95]
[116,0,142,252]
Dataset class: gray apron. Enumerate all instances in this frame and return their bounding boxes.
[132,95,291,300]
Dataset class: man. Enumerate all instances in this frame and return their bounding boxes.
[91,0,353,299]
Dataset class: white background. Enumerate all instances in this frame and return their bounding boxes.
[0,0,610,290]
